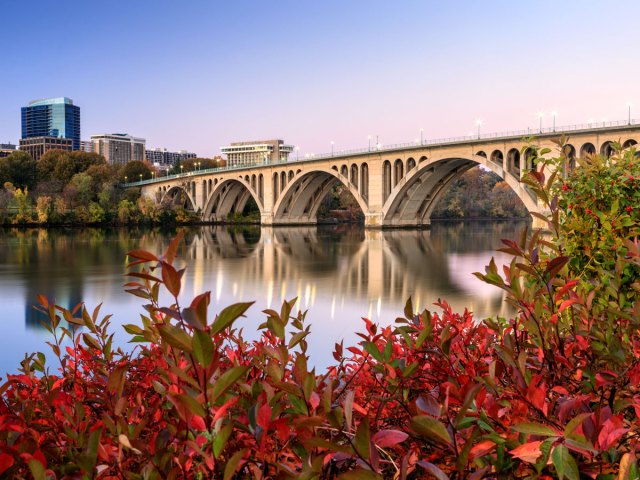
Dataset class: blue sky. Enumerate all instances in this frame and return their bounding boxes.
[2,0,639,157]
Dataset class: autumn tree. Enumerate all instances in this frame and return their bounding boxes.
[119,160,152,182]
[0,151,37,189]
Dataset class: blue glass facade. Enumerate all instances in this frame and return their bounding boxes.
[21,98,81,150]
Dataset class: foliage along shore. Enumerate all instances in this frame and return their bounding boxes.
[0,148,529,228]
[0,141,639,478]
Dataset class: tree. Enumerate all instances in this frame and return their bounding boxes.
[0,151,37,189]
[169,157,225,174]
[37,150,107,185]
[119,161,151,182]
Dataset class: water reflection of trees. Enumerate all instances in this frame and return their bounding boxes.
[430,220,530,253]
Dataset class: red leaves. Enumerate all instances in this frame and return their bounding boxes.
[372,429,408,448]
[0,453,14,475]
[509,441,543,464]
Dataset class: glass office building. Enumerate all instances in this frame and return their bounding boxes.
[21,97,81,150]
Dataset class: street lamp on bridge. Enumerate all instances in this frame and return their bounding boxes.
[538,112,544,133]
[551,111,557,132]
[420,128,424,145]
[331,141,334,157]
[628,102,633,125]
[476,120,482,139]
[295,145,299,160]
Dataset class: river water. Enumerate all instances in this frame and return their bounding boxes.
[0,221,527,375]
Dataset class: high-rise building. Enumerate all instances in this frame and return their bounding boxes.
[146,148,196,167]
[220,139,294,167]
[21,97,81,150]
[91,133,145,165]
[19,137,73,161]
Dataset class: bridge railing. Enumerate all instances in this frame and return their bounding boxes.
[123,118,639,187]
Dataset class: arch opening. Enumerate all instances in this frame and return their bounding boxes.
[580,142,596,157]
[507,148,521,177]
[490,149,504,166]
[204,179,263,223]
[383,157,537,227]
[600,141,615,157]
[273,170,367,225]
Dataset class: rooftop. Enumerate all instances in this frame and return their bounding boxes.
[27,97,75,107]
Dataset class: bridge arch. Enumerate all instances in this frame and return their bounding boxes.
[561,144,577,171]
[580,142,596,157]
[161,185,197,211]
[272,167,369,225]
[203,177,263,222]
[600,141,615,157]
[381,154,539,227]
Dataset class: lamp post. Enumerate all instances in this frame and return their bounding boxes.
[420,128,424,145]
[331,141,334,157]
[295,145,299,160]
[139,173,142,182]
[538,112,544,133]
[180,165,184,176]
[124,176,128,184]
[476,120,482,139]
[628,103,632,125]
[368,135,371,152]
[551,111,557,132]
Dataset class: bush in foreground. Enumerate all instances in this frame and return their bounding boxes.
[0,142,639,479]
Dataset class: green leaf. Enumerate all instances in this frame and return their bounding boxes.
[28,459,45,480]
[288,330,310,349]
[192,330,214,367]
[552,444,579,480]
[78,427,102,474]
[404,297,414,320]
[410,415,452,446]
[362,341,383,362]
[123,323,143,335]
[354,417,371,460]
[563,413,592,438]
[168,393,206,418]
[223,448,246,480]
[158,324,192,352]
[512,422,560,437]
[214,423,233,458]
[211,302,254,336]
[209,365,249,402]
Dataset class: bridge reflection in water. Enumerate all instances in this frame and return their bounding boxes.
[0,222,524,371]
[175,222,521,365]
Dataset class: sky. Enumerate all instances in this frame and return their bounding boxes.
[1,0,639,157]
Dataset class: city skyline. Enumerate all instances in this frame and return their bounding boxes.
[2,0,639,158]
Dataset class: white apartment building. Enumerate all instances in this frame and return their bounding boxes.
[221,139,294,167]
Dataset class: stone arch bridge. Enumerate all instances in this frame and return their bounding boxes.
[132,122,640,228]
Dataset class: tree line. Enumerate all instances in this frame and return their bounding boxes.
[0,150,213,225]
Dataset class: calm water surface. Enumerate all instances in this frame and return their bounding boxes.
[0,221,527,375]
